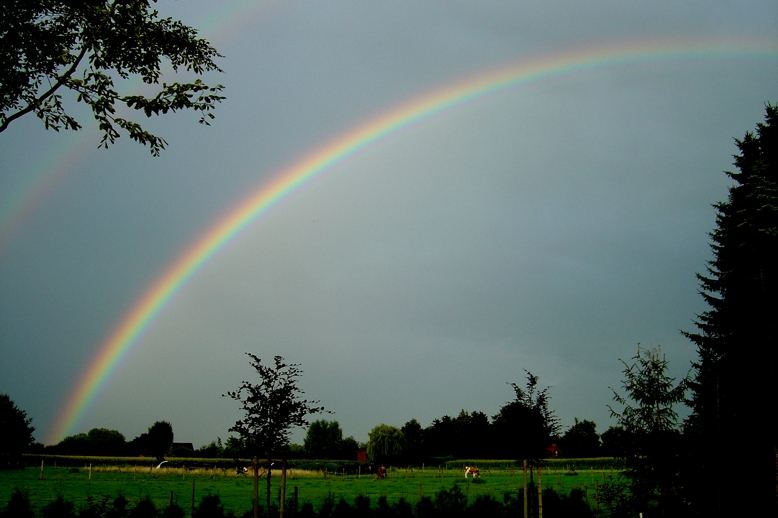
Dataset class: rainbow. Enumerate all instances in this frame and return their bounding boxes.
[46,36,778,443]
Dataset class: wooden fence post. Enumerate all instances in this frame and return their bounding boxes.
[191,478,196,518]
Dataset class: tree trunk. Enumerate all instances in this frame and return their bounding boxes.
[266,458,273,513]
[280,460,287,518]
[252,457,259,518]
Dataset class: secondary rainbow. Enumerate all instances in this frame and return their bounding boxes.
[47,37,778,443]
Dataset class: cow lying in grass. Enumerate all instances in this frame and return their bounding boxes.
[464,466,480,479]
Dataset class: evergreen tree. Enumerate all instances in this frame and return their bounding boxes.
[684,105,777,515]
[609,346,687,516]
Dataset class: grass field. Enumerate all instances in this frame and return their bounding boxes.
[1,461,622,516]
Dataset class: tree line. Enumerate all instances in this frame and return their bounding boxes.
[2,369,616,463]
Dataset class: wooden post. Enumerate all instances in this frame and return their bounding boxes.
[523,460,528,518]
[39,459,44,480]
[89,463,92,480]
[191,479,196,518]
[537,463,543,518]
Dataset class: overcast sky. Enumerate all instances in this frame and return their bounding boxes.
[1,1,777,448]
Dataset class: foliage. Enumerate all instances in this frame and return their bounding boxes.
[41,495,76,518]
[86,428,126,457]
[301,419,360,460]
[195,438,224,459]
[224,354,326,460]
[366,424,405,465]
[492,370,560,463]
[0,489,33,518]
[559,418,600,458]
[0,394,35,467]
[609,345,688,515]
[145,421,174,462]
[304,420,343,459]
[0,0,225,155]
[400,419,424,463]
[224,353,326,514]
[599,426,630,458]
[2,472,601,517]
[683,104,778,516]
[54,428,126,456]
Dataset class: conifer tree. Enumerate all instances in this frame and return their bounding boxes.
[684,105,777,515]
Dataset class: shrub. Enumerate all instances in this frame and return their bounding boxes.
[2,489,34,518]
[129,497,158,518]
[160,502,185,518]
[193,494,230,518]
[42,496,76,518]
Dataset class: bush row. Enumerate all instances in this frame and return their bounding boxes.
[3,484,596,518]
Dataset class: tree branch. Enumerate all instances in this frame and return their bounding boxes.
[0,43,88,133]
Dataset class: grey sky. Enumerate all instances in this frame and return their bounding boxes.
[1,1,776,447]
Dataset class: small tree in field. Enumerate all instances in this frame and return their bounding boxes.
[224,354,326,517]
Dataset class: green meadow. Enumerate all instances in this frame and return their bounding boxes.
[1,460,621,516]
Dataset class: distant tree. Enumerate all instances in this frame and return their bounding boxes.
[338,436,360,460]
[54,433,90,455]
[196,438,224,458]
[423,415,456,458]
[224,354,326,517]
[55,427,125,456]
[304,420,343,459]
[683,104,777,516]
[0,0,225,156]
[222,436,248,460]
[0,394,35,467]
[599,425,631,459]
[609,345,688,516]
[366,424,405,466]
[86,428,126,456]
[492,370,560,463]
[401,419,424,464]
[456,410,492,458]
[146,421,174,462]
[560,418,600,458]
